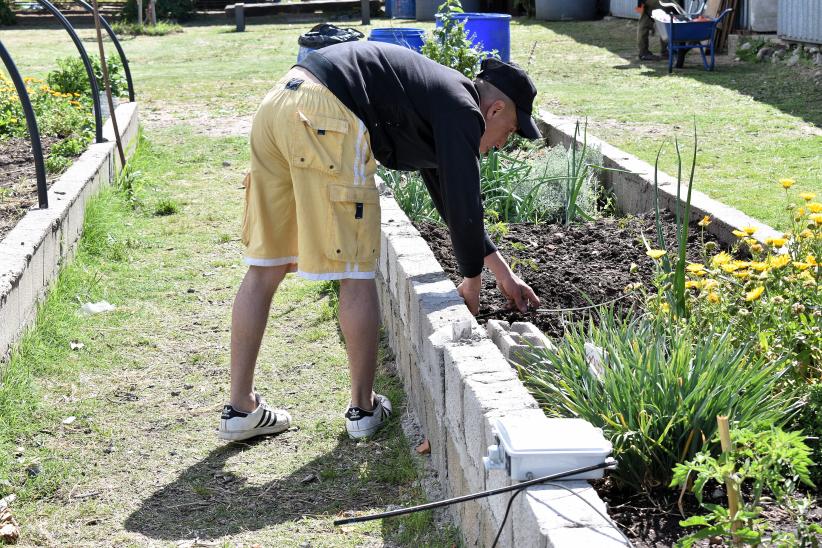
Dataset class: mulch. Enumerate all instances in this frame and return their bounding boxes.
[0,137,60,242]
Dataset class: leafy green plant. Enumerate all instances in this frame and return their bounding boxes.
[47,55,126,98]
[111,20,182,36]
[797,383,822,487]
[1,73,92,140]
[153,198,179,216]
[378,168,440,223]
[420,0,488,78]
[671,426,820,548]
[519,311,798,490]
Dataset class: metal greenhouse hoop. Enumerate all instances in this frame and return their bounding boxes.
[35,0,105,143]
[0,40,48,209]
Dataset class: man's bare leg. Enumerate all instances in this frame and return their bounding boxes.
[339,278,380,410]
[229,264,290,413]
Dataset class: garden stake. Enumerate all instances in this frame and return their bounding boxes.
[717,415,741,544]
[90,0,126,168]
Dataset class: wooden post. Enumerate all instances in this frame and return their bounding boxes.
[717,415,741,544]
[361,0,370,26]
[91,0,125,168]
[235,3,245,31]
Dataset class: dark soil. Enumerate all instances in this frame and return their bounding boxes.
[0,136,60,242]
[416,210,720,337]
[594,478,822,548]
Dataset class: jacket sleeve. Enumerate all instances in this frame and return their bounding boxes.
[418,110,497,278]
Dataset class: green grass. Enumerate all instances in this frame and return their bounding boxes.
[0,126,457,546]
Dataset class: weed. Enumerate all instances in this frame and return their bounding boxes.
[153,198,180,216]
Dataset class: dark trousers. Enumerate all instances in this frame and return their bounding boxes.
[637,0,668,56]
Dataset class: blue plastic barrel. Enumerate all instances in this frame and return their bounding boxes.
[436,12,511,62]
[385,0,415,19]
[368,28,426,52]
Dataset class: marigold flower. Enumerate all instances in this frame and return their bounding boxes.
[745,286,765,301]
[769,255,791,269]
[707,292,720,304]
[807,255,818,266]
[646,249,666,260]
[733,270,751,279]
[811,213,822,225]
[765,237,787,247]
[686,263,706,273]
[685,280,702,289]
[721,263,740,273]
[702,279,719,291]
[732,229,747,238]
[742,226,757,236]
[800,192,816,201]
[780,178,795,189]
[809,203,822,213]
[793,262,811,271]
[711,252,732,268]
[698,215,711,227]
[750,261,769,272]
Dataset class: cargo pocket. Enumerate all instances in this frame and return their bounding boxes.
[291,111,349,175]
[240,172,252,247]
[325,185,380,263]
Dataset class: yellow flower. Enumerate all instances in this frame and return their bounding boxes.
[793,262,811,271]
[707,292,720,304]
[711,252,732,267]
[750,243,764,254]
[750,261,769,272]
[742,226,757,236]
[745,286,765,301]
[800,192,816,201]
[733,270,751,279]
[800,270,817,286]
[732,260,751,269]
[698,215,712,227]
[732,230,748,238]
[722,263,741,273]
[780,178,795,189]
[702,279,719,291]
[807,255,818,266]
[660,303,670,313]
[685,280,702,289]
[686,263,706,273]
[769,255,791,269]
[647,249,666,260]
[811,213,822,225]
[765,237,787,247]
[809,203,822,213]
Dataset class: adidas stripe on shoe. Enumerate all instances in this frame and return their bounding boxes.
[218,393,291,441]
[345,393,392,439]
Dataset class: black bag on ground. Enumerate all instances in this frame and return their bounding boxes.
[298,23,364,50]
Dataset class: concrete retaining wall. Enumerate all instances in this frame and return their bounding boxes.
[377,109,780,546]
[0,102,140,361]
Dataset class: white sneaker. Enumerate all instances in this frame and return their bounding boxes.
[218,393,291,441]
[345,394,392,439]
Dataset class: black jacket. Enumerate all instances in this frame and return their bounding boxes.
[298,41,496,278]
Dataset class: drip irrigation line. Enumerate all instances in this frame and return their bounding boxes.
[333,459,616,527]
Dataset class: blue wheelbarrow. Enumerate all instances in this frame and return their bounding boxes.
[653,6,733,73]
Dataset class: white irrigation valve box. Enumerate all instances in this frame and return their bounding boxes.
[483,417,613,481]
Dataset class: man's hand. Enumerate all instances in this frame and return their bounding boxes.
[457,275,481,316]
[496,271,540,313]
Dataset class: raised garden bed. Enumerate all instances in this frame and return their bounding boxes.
[1,136,60,241]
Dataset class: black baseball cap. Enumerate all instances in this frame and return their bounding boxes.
[476,58,540,140]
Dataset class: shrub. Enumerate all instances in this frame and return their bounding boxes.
[519,312,798,490]
[110,20,182,35]
[153,198,179,216]
[46,55,126,98]
[122,0,196,23]
[0,74,92,139]
[420,0,487,78]
[0,0,15,25]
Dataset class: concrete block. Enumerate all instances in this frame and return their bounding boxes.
[486,319,511,347]
[0,276,19,361]
[419,327,450,417]
[409,277,465,351]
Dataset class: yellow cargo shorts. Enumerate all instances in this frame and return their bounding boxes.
[241,71,379,280]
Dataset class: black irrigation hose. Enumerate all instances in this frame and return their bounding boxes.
[333,458,616,526]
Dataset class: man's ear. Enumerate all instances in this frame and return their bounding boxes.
[488,99,507,119]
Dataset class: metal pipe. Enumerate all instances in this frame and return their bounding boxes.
[35,0,105,143]
[0,40,48,209]
[73,0,136,102]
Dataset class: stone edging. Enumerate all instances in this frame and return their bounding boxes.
[0,103,140,361]
[377,109,780,547]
